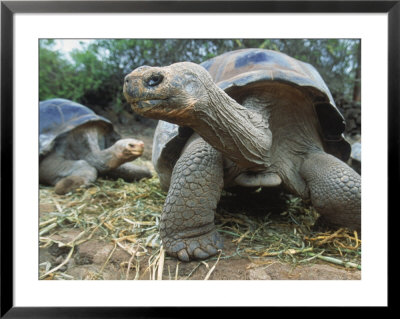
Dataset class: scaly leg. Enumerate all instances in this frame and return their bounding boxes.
[300,151,361,231]
[160,135,224,261]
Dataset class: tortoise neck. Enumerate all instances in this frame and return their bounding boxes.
[191,85,271,169]
[64,126,123,172]
[84,148,123,172]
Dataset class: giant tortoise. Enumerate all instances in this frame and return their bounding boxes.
[123,48,361,261]
[39,98,152,194]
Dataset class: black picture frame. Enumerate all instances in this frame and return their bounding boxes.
[1,1,396,317]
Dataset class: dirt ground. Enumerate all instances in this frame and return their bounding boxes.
[39,111,361,280]
[38,224,360,280]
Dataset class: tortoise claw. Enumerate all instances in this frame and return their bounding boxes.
[177,249,190,262]
[205,245,218,256]
[193,248,209,260]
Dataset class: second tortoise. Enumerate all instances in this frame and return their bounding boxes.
[39,99,152,194]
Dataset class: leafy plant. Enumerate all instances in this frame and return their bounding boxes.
[39,39,360,113]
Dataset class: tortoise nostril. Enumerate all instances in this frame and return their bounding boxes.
[147,74,163,87]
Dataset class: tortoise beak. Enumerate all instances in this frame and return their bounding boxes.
[124,68,169,114]
[123,74,141,104]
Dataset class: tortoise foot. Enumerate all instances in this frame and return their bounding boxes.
[54,176,86,195]
[163,230,223,262]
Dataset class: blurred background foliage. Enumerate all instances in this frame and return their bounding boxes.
[39,39,361,114]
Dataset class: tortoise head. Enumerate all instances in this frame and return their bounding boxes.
[123,62,213,126]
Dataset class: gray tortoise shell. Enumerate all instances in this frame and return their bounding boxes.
[153,48,351,174]
[39,98,119,157]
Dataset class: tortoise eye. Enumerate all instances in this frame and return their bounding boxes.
[147,74,164,87]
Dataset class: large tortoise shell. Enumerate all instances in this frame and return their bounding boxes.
[39,98,118,157]
[153,49,351,174]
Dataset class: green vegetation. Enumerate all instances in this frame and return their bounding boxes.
[39,39,360,113]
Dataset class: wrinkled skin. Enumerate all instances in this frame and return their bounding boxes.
[160,133,224,261]
[124,61,361,261]
[39,124,152,195]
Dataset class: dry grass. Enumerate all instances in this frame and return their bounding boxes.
[39,161,361,280]
[215,190,361,270]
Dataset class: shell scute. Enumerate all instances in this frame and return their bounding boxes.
[234,50,292,69]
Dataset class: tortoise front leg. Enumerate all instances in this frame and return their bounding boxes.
[101,162,152,182]
[39,153,97,195]
[161,135,224,261]
[300,151,361,231]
